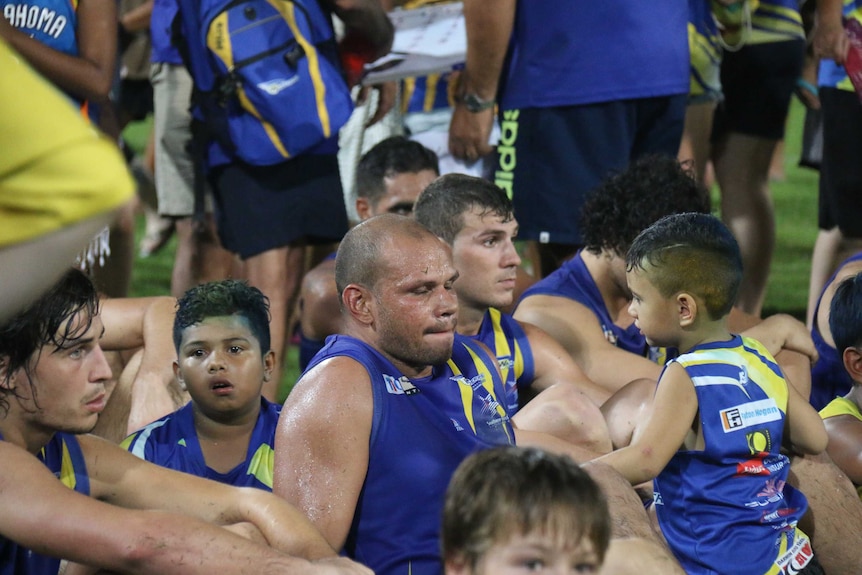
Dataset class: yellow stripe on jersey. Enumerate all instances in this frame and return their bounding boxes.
[58,441,78,490]
[248,444,275,488]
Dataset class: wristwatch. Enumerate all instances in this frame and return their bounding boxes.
[456,92,496,113]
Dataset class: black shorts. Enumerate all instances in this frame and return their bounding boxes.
[818,87,862,236]
[713,39,805,141]
[497,94,687,246]
[118,78,154,123]
[209,154,349,259]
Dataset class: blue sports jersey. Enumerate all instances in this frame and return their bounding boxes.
[122,398,281,490]
[308,334,514,575]
[516,251,671,362]
[819,2,862,92]
[473,308,535,415]
[810,252,862,410]
[1,0,78,56]
[0,432,90,575]
[499,0,688,109]
[655,335,813,575]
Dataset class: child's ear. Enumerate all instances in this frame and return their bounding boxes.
[677,292,697,327]
[262,350,276,382]
[842,346,862,382]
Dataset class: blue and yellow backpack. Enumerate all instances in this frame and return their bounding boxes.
[174,0,354,165]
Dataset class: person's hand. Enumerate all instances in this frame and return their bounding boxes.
[311,556,375,575]
[356,81,397,127]
[448,103,495,163]
[812,15,848,63]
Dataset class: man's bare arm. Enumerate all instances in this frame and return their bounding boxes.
[449,0,515,159]
[79,434,338,560]
[515,295,662,393]
[274,357,374,550]
[520,320,612,405]
[0,441,371,575]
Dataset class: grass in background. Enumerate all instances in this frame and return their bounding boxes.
[124,99,820,398]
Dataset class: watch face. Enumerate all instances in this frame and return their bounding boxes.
[462,93,494,112]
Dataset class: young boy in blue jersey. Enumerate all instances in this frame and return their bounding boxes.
[594,213,828,575]
[819,272,862,497]
[442,446,611,575]
[123,279,281,490]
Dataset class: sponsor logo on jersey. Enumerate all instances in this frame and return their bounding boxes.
[775,534,814,574]
[720,398,781,432]
[383,373,420,395]
[746,429,773,454]
[744,478,786,508]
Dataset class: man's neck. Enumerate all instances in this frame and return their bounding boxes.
[0,416,56,455]
[455,303,488,337]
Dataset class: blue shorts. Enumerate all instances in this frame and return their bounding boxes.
[209,154,349,259]
[495,94,687,245]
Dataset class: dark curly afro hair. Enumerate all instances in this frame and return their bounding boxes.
[579,154,711,256]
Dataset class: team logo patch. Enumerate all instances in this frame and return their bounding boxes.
[451,373,486,391]
[720,398,781,432]
[257,77,299,95]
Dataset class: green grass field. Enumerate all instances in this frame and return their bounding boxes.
[124,99,821,398]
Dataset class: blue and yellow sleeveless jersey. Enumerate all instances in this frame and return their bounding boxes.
[819,1,862,91]
[122,398,281,490]
[309,334,514,575]
[0,432,89,575]
[656,335,814,574]
[820,396,862,499]
[689,0,723,102]
[473,308,535,415]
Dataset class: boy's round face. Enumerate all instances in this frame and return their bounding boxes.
[473,531,601,575]
[626,267,679,348]
[174,315,272,419]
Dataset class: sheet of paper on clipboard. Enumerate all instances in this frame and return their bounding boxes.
[361,2,466,85]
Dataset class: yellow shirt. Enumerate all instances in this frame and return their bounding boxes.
[0,39,134,248]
